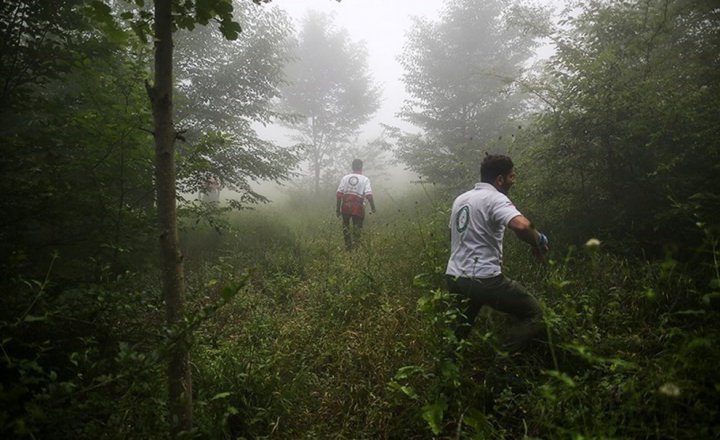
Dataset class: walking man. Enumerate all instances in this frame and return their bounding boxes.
[446,154,548,353]
[336,159,376,250]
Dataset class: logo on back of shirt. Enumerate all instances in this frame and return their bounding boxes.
[455,205,470,233]
[349,176,359,186]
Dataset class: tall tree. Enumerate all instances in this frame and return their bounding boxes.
[395,0,548,187]
[522,0,720,252]
[146,0,193,434]
[0,0,327,436]
[279,10,381,193]
[173,2,299,208]
[120,0,268,434]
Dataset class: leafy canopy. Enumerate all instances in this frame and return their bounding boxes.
[279,10,381,192]
[395,0,548,188]
[522,0,720,253]
[173,1,300,208]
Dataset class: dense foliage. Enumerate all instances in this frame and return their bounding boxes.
[1,0,718,438]
[4,192,718,438]
[173,1,300,208]
[0,0,156,281]
[520,0,720,254]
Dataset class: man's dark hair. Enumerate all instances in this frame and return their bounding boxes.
[352,159,363,171]
[480,154,514,183]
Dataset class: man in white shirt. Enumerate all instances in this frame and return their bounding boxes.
[336,159,376,250]
[446,154,548,353]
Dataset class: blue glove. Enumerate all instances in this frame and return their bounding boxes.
[537,232,548,248]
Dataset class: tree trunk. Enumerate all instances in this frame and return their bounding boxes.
[313,149,321,194]
[310,117,321,194]
[148,0,193,436]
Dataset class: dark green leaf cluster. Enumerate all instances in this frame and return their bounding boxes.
[521,0,720,255]
[1,0,157,282]
[110,0,246,42]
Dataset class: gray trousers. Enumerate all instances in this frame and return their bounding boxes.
[446,274,544,352]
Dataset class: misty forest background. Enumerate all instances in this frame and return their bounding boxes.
[1,0,719,438]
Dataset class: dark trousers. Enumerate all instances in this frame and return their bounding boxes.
[446,274,543,353]
[342,213,364,250]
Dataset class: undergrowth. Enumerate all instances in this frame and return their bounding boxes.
[185,191,719,439]
[2,188,718,439]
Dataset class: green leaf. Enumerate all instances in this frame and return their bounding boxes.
[687,338,712,350]
[90,0,112,16]
[387,381,418,400]
[702,291,720,307]
[105,27,129,45]
[422,398,447,435]
[215,0,234,15]
[543,369,576,387]
[86,1,115,28]
[412,273,431,288]
[674,309,705,316]
[219,20,242,40]
[393,365,424,380]
[439,359,459,381]
[210,391,232,401]
[416,295,431,313]
[24,314,47,323]
[463,408,490,433]
[221,285,238,301]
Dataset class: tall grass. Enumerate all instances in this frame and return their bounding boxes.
[4,188,716,439]
[186,190,720,439]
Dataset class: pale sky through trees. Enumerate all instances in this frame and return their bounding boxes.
[272,0,445,139]
[268,0,562,144]
[248,0,564,198]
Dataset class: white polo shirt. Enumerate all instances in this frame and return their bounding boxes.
[336,173,373,217]
[446,183,522,279]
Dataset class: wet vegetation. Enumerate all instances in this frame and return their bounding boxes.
[3,192,719,438]
[2,0,719,438]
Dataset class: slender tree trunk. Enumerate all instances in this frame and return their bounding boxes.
[147,0,192,436]
[310,117,321,194]
[313,148,321,194]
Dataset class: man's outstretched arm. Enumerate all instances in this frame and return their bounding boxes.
[508,215,548,254]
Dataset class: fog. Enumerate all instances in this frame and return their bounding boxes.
[249,0,447,202]
[273,0,445,136]
[238,0,564,204]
